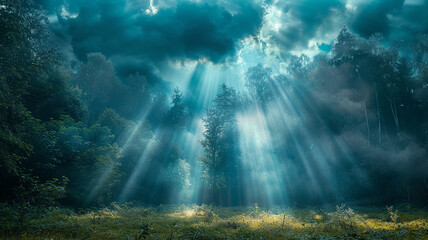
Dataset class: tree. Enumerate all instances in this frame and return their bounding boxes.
[74,53,126,121]
[245,64,274,104]
[166,87,190,128]
[199,84,241,206]
[24,68,85,121]
[332,27,358,64]
[97,108,132,143]
[123,72,151,119]
[411,34,428,81]
[288,54,311,80]
[0,0,59,199]
[51,116,122,206]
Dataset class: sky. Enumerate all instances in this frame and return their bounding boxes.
[38,0,428,95]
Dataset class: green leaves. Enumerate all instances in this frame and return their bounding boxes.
[199,84,241,204]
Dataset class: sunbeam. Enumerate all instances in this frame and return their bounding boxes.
[237,106,288,206]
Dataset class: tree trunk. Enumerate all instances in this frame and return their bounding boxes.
[390,98,400,133]
[375,85,381,145]
[364,102,370,146]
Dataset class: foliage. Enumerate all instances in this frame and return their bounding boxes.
[0,0,47,167]
[0,0,81,203]
[1,205,427,240]
[97,108,132,142]
[165,87,190,128]
[387,205,399,224]
[10,174,69,227]
[245,64,274,104]
[23,68,85,121]
[74,53,126,121]
[199,84,241,205]
[325,204,367,236]
[166,159,191,187]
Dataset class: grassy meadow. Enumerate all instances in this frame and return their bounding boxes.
[1,203,427,240]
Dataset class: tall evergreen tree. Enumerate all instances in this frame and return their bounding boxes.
[166,87,189,128]
[199,84,241,206]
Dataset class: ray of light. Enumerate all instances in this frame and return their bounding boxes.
[118,138,158,202]
[174,118,205,203]
[237,105,288,206]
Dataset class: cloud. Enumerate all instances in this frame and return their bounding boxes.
[44,0,263,78]
[37,0,428,81]
[257,0,427,59]
[351,0,405,37]
[262,0,345,53]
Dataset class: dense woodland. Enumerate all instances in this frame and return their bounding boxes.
[1,0,428,216]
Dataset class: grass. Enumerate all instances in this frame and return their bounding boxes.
[1,203,427,239]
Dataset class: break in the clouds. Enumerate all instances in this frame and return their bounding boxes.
[262,0,345,53]
[261,0,427,57]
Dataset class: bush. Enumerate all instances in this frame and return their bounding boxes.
[386,205,399,223]
[325,204,367,236]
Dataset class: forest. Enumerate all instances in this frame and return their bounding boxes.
[1,0,428,239]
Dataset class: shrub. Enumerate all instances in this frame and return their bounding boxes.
[386,205,399,224]
[325,204,366,236]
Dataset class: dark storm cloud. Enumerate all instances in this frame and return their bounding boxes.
[46,0,262,78]
[268,0,345,51]
[38,0,428,77]
[351,0,405,37]
[263,0,427,57]
[388,0,428,41]
[346,0,428,56]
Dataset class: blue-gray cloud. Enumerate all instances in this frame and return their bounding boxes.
[351,0,405,37]
[261,0,427,57]
[37,0,428,79]
[43,0,263,78]
[266,0,345,51]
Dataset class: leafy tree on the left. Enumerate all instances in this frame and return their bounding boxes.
[0,0,92,208]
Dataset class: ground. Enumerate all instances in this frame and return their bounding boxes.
[1,203,427,239]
